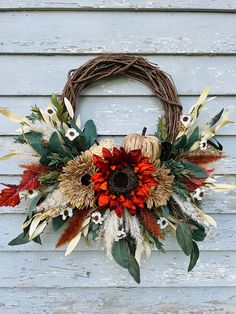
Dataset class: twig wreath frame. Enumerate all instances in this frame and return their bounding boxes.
[0,54,234,283]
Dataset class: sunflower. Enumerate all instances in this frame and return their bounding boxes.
[91,147,158,218]
[59,151,96,209]
[146,166,174,209]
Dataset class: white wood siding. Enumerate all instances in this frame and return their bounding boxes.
[0,1,235,313]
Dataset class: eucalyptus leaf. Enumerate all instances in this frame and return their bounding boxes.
[173,135,187,151]
[48,132,67,157]
[210,108,224,127]
[155,239,166,254]
[181,161,208,179]
[83,119,97,148]
[188,241,199,271]
[192,224,207,241]
[176,223,193,256]
[112,239,130,268]
[208,138,223,151]
[161,206,170,219]
[112,239,141,284]
[127,253,141,284]
[27,194,43,218]
[33,235,42,245]
[52,216,66,231]
[8,232,30,246]
[186,127,200,150]
[24,131,48,157]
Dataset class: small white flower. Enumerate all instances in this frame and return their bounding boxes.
[60,207,73,220]
[19,189,39,199]
[65,128,79,141]
[91,211,103,224]
[157,217,169,229]
[200,137,208,150]
[180,114,192,127]
[115,228,127,241]
[46,105,56,116]
[193,188,205,201]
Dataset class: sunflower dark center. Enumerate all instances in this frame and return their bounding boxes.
[81,173,91,186]
[108,167,138,195]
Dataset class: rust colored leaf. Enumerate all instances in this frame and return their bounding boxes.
[19,170,40,192]
[0,185,20,207]
[21,163,52,174]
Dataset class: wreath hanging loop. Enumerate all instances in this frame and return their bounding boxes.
[61,54,183,142]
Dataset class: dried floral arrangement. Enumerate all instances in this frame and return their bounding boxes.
[0,55,234,283]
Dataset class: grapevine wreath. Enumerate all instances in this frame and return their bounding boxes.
[0,55,234,283]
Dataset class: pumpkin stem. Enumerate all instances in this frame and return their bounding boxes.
[142,127,147,136]
[94,138,100,146]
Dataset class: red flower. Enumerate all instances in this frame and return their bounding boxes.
[92,147,157,218]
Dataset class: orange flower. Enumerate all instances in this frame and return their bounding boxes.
[92,147,157,218]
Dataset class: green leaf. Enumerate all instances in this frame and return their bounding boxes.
[33,235,42,245]
[52,216,66,231]
[51,94,69,123]
[24,131,47,157]
[48,132,67,157]
[208,138,223,151]
[127,253,141,284]
[176,223,193,256]
[40,171,60,187]
[172,181,189,199]
[74,134,87,151]
[112,239,130,268]
[8,232,30,246]
[210,108,224,127]
[112,239,140,284]
[161,206,170,219]
[186,127,200,150]
[181,160,208,179]
[192,224,207,241]
[27,194,43,218]
[188,241,199,271]
[173,135,187,151]
[156,116,168,141]
[155,239,166,254]
[26,105,43,122]
[83,120,97,149]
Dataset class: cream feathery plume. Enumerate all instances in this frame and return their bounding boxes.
[123,209,144,265]
[123,209,143,247]
[172,193,217,228]
[103,210,122,259]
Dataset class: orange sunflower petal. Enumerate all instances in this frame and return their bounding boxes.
[98,194,110,207]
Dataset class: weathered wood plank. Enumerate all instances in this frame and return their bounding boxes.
[0,12,235,53]
[1,0,236,11]
[0,287,236,313]
[1,135,235,175]
[0,250,235,287]
[0,174,235,214]
[1,213,235,251]
[0,96,235,135]
[0,56,235,96]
